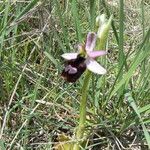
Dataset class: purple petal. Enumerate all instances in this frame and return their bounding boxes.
[61,53,78,60]
[88,51,107,58]
[85,32,97,52]
[65,65,77,74]
[85,58,106,74]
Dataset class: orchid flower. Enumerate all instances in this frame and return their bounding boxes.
[61,32,107,80]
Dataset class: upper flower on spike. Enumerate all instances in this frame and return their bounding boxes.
[61,32,107,76]
[96,14,112,49]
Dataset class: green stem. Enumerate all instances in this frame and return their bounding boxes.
[73,71,91,150]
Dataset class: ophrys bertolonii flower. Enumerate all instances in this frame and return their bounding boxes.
[61,32,107,82]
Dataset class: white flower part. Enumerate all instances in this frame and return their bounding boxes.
[85,58,106,74]
[97,24,106,39]
[96,14,106,26]
[61,53,78,60]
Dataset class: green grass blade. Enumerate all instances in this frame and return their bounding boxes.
[16,0,40,20]
[53,29,67,53]
[44,51,58,68]
[0,0,40,49]
[0,140,6,150]
[140,0,145,37]
[118,0,125,70]
[125,92,150,149]
[0,1,10,54]
[138,28,150,50]
[139,104,150,114]
[54,0,69,50]
[71,0,82,42]
[101,0,119,44]
[109,42,150,99]
[89,0,96,30]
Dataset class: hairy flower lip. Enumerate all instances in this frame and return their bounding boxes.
[61,56,86,82]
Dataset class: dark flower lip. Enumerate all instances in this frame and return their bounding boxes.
[61,56,86,82]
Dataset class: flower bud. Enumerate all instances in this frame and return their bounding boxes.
[96,14,113,49]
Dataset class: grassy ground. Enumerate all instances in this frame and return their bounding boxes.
[0,0,150,149]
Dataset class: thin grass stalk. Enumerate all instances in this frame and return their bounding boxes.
[71,0,82,42]
[101,0,119,44]
[0,1,10,56]
[109,42,150,99]
[89,0,96,30]
[118,0,125,70]
[55,0,69,50]
[117,0,126,98]
[140,0,146,77]
[125,92,150,149]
